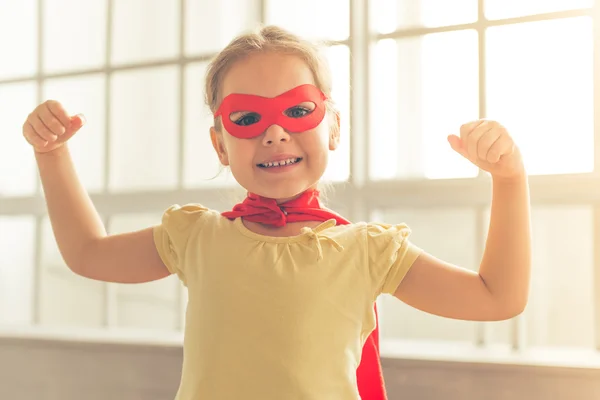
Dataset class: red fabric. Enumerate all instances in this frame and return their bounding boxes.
[214,84,327,139]
[222,189,387,400]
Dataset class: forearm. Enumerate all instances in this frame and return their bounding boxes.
[35,145,107,272]
[479,173,531,314]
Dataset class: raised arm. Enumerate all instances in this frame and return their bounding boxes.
[24,100,170,284]
[393,120,531,321]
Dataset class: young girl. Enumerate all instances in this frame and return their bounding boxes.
[23,25,531,400]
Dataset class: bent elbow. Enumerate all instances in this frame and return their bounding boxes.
[503,303,526,320]
[493,298,528,321]
[62,239,100,279]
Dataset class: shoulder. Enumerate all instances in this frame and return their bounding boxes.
[329,221,412,239]
[158,203,228,236]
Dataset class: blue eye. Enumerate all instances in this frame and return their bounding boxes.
[285,106,312,118]
[234,113,261,126]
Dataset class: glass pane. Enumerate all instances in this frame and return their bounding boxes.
[0,217,35,325]
[265,0,349,41]
[485,0,593,20]
[0,0,36,79]
[526,206,594,348]
[370,32,479,180]
[185,0,260,55]
[487,17,593,176]
[43,75,106,192]
[39,218,105,328]
[375,208,478,343]
[372,0,478,34]
[323,45,350,182]
[109,66,179,191]
[43,0,106,73]
[183,62,237,188]
[108,214,179,331]
[0,82,38,196]
[111,0,179,65]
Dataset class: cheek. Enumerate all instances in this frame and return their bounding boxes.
[300,127,330,164]
[312,122,332,149]
[223,135,255,166]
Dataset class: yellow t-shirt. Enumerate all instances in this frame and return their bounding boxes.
[153,204,422,400]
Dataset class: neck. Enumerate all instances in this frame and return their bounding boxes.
[255,186,320,205]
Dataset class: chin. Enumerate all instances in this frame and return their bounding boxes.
[233,166,324,200]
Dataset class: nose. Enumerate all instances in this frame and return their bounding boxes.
[262,124,290,146]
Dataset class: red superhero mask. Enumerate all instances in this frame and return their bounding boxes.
[214,84,327,139]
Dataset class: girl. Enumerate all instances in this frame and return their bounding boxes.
[22,25,531,400]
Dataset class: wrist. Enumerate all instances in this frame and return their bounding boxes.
[491,170,527,186]
[34,144,69,159]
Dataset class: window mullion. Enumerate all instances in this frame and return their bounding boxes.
[349,0,369,192]
[592,0,600,350]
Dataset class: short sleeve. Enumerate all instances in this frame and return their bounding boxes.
[366,223,423,296]
[153,203,210,285]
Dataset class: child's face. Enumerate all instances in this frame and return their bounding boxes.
[211,52,339,201]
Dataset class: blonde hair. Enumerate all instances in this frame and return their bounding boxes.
[204,25,339,132]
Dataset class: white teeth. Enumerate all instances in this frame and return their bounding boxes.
[259,158,300,168]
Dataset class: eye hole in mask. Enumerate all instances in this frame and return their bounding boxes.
[214,84,327,139]
[230,101,317,127]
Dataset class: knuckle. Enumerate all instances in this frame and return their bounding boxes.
[488,149,501,160]
[49,120,64,132]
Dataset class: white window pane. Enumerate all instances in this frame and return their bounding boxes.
[265,0,349,41]
[39,218,105,328]
[111,0,179,65]
[0,0,37,79]
[525,206,594,349]
[370,32,479,180]
[43,0,106,73]
[0,82,37,196]
[183,63,237,188]
[487,17,593,176]
[43,75,106,192]
[0,217,35,325]
[375,208,477,343]
[372,0,477,34]
[185,0,260,55]
[108,214,180,331]
[323,45,350,182]
[485,0,593,20]
[109,67,179,191]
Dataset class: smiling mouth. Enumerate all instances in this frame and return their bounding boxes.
[257,157,302,168]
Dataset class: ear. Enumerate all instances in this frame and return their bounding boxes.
[328,112,341,151]
[210,126,230,166]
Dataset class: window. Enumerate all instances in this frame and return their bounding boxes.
[485,0,594,20]
[0,1,37,79]
[370,30,479,179]
[372,0,477,32]
[0,216,35,325]
[265,0,350,41]
[371,2,594,179]
[43,75,107,191]
[486,17,594,175]
[1,0,599,366]
[43,0,106,73]
[368,0,598,354]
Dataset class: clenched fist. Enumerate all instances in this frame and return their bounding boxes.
[448,120,525,180]
[23,100,86,154]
